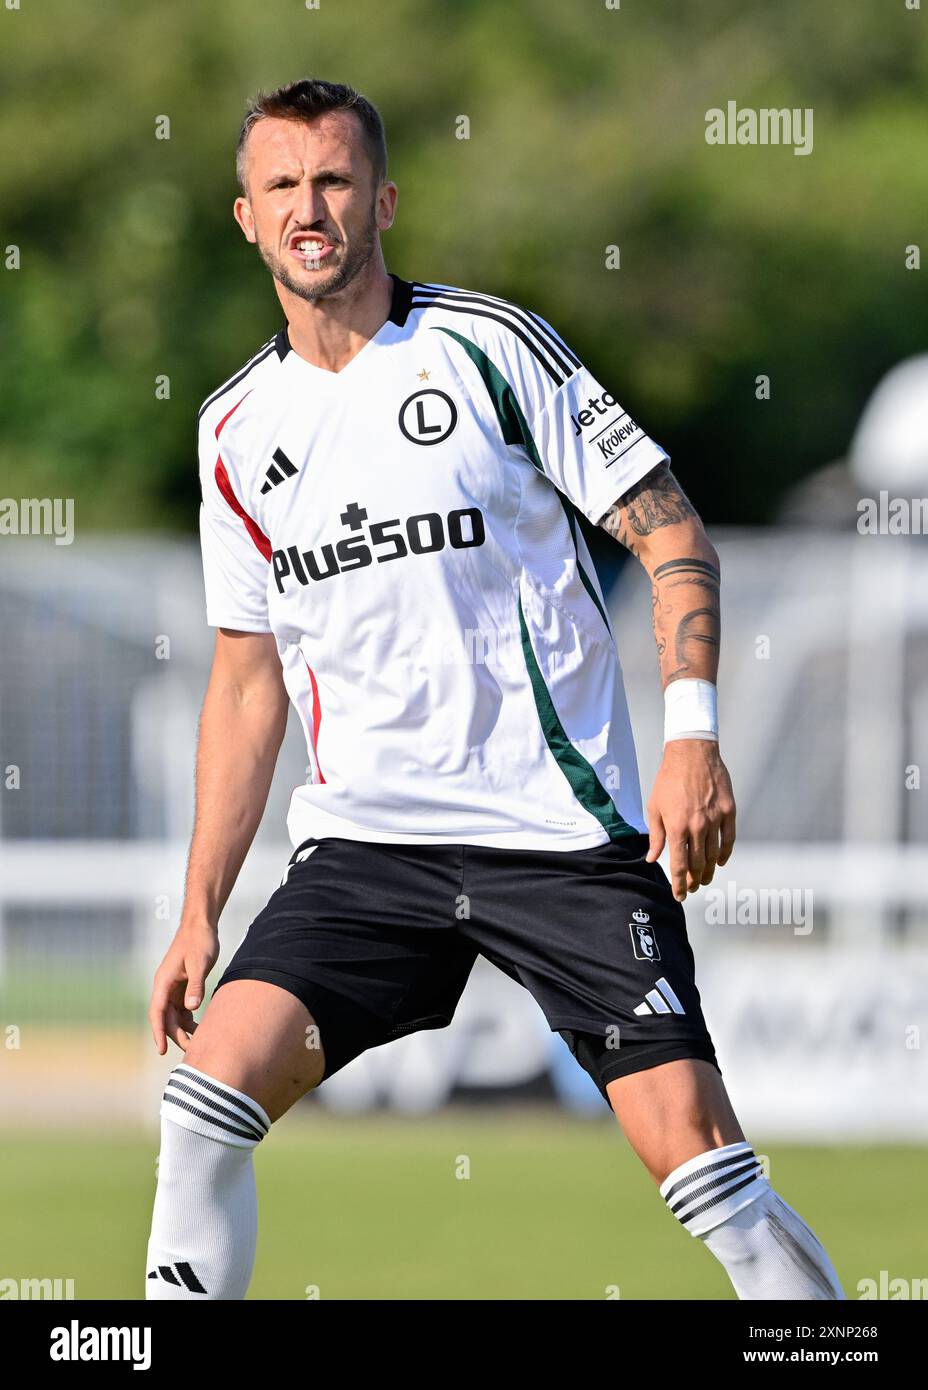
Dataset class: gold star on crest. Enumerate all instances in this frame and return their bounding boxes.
[417,367,430,381]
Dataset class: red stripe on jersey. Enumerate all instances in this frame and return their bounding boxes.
[305,659,326,784]
[214,456,272,562]
[215,391,252,439]
[211,390,270,560]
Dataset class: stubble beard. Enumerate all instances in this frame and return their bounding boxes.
[257,203,379,305]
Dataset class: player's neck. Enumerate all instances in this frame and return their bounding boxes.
[278,263,394,373]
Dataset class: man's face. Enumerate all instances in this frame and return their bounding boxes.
[234,111,396,303]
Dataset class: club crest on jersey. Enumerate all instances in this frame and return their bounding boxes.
[629,909,661,961]
[398,389,458,445]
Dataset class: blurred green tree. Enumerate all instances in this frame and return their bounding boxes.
[1,0,925,528]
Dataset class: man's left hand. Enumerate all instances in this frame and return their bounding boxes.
[645,741,736,901]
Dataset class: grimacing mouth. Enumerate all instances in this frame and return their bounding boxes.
[288,231,337,253]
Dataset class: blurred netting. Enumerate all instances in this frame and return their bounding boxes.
[0,588,151,840]
[2,906,137,1024]
[0,538,304,1031]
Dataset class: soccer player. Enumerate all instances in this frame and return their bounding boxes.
[146,78,843,1301]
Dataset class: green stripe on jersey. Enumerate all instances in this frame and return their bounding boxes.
[516,594,636,840]
[434,325,612,633]
[432,326,545,470]
[561,499,612,634]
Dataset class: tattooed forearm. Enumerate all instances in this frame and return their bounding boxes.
[595,462,720,681]
[651,556,721,683]
[653,557,719,585]
[598,503,641,558]
[597,463,696,553]
[625,466,697,536]
[650,584,666,656]
[670,607,720,681]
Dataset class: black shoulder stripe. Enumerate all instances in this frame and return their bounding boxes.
[197,338,278,423]
[411,286,569,382]
[388,272,414,326]
[444,284,582,372]
[410,292,565,387]
[522,306,582,372]
[412,283,580,379]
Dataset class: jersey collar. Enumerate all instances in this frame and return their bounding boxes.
[274,272,413,362]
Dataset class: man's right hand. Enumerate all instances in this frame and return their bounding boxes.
[148,923,220,1055]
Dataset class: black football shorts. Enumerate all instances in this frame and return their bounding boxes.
[212,833,720,1103]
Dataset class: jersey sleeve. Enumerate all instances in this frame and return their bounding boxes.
[197,413,273,633]
[496,309,670,524]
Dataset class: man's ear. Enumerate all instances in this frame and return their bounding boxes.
[376,181,398,233]
[233,195,257,244]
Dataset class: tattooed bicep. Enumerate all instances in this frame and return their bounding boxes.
[597,463,697,552]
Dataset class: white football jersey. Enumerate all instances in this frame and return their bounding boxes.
[197,275,668,851]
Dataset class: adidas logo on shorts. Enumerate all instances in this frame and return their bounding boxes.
[633,976,686,1016]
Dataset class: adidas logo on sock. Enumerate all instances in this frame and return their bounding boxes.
[147,1262,207,1294]
[633,976,686,1016]
[260,446,299,495]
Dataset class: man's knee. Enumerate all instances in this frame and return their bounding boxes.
[605,1056,744,1184]
[182,980,327,1122]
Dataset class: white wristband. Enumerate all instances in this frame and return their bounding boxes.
[664,678,719,744]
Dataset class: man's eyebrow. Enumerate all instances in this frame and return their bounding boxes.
[261,170,297,190]
[261,167,353,190]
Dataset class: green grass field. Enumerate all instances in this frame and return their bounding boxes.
[1,1117,922,1300]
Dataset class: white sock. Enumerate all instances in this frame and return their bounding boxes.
[660,1141,845,1300]
[145,1064,270,1300]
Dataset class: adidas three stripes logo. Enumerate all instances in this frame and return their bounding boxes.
[633,976,686,1016]
[147,1261,207,1293]
[260,446,299,495]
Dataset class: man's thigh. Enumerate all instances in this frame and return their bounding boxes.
[198,837,477,1110]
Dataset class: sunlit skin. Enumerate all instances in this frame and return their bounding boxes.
[233,112,398,373]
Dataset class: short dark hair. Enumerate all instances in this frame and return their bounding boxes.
[236,78,387,194]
